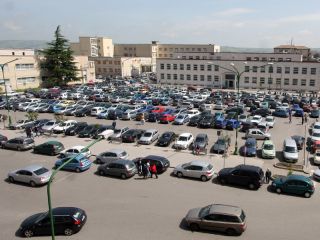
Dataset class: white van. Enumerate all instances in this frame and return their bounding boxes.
[283,138,298,163]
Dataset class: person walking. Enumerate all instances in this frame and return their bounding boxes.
[146,161,151,178]
[265,168,272,184]
[305,113,308,124]
[140,114,145,125]
[137,159,143,176]
[112,120,116,130]
[26,126,32,139]
[142,163,148,179]
[301,114,304,125]
[150,164,158,179]
[33,126,39,137]
[289,114,292,124]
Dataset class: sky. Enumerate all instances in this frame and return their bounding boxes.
[1,0,320,48]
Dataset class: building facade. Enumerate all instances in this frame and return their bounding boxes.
[156,51,320,92]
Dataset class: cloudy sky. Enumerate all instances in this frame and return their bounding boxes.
[1,0,320,48]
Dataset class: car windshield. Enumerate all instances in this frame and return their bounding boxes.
[177,115,184,119]
[313,132,320,137]
[178,136,188,141]
[314,125,320,129]
[195,137,205,143]
[316,153,320,157]
[181,163,191,168]
[217,139,225,145]
[266,118,273,122]
[59,122,67,127]
[162,133,171,138]
[264,144,274,150]
[285,146,297,153]
[114,129,121,134]
[33,167,49,175]
[46,122,54,126]
[144,132,152,137]
[253,116,260,120]
[246,142,255,147]
[120,151,127,157]
[199,205,211,218]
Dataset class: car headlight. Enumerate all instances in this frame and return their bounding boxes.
[272,183,276,187]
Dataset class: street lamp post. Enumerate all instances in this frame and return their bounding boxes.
[0,58,19,127]
[47,137,102,240]
[208,61,273,155]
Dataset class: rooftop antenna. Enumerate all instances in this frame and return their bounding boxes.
[290,38,294,46]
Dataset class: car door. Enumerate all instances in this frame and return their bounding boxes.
[228,169,242,185]
[35,217,52,235]
[14,170,27,183]
[105,163,117,176]
[102,152,117,163]
[284,180,297,194]
[188,165,203,179]
[294,180,308,195]
[201,214,220,231]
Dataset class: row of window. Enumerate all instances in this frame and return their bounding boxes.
[17,77,36,85]
[15,64,34,70]
[245,57,292,62]
[159,63,318,75]
[96,60,121,65]
[160,74,219,82]
[97,68,121,73]
[158,47,208,52]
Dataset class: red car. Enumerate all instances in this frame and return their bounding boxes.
[152,106,166,114]
[159,114,175,123]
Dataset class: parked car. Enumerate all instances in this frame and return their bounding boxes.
[217,164,264,189]
[291,135,305,150]
[173,133,194,149]
[282,138,298,163]
[261,140,276,159]
[272,109,289,118]
[8,165,52,187]
[108,127,129,140]
[184,204,246,235]
[265,116,275,128]
[138,129,159,145]
[59,146,91,158]
[2,137,34,151]
[121,129,145,143]
[240,138,257,157]
[53,120,77,134]
[245,128,270,140]
[198,115,215,128]
[33,141,64,155]
[19,207,87,237]
[156,131,176,147]
[271,174,315,198]
[226,119,240,130]
[173,113,190,125]
[192,133,209,150]
[173,161,214,181]
[313,150,320,165]
[135,155,170,173]
[64,122,88,136]
[13,119,34,129]
[251,115,263,125]
[310,109,320,118]
[0,134,8,145]
[159,114,175,123]
[211,137,230,154]
[55,154,91,172]
[97,159,137,179]
[41,120,60,134]
[74,107,92,117]
[121,109,137,120]
[78,124,100,138]
[96,149,129,164]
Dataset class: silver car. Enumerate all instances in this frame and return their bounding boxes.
[41,120,60,133]
[245,128,271,140]
[2,137,35,151]
[138,129,159,145]
[173,161,214,181]
[108,127,129,140]
[96,149,129,164]
[8,165,52,187]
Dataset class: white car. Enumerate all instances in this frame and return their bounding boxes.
[251,115,263,125]
[214,102,224,110]
[174,133,194,149]
[186,109,200,118]
[313,168,320,181]
[239,114,247,123]
[59,145,91,158]
[310,132,320,142]
[14,119,34,129]
[41,120,60,133]
[91,107,106,116]
[97,128,114,139]
[313,150,320,165]
[265,116,275,128]
[53,120,77,134]
[310,122,320,134]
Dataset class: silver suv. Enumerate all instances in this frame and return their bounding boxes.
[173,161,214,181]
[2,137,35,151]
[245,128,270,140]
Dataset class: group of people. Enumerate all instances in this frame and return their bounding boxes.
[288,109,308,124]
[137,159,158,179]
[25,126,42,138]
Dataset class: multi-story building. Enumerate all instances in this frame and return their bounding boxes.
[0,49,95,91]
[156,49,320,92]
[274,45,311,61]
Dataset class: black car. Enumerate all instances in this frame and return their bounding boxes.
[78,124,101,138]
[211,137,230,154]
[251,108,271,117]
[135,155,170,173]
[65,122,88,136]
[107,109,123,120]
[19,207,87,237]
[121,129,145,143]
[198,115,215,128]
[0,134,8,145]
[188,115,202,127]
[225,107,244,114]
[156,131,176,147]
[92,125,113,139]
[147,112,159,122]
[217,164,264,190]
[74,107,91,117]
[291,135,305,150]
[38,104,54,113]
[241,121,255,132]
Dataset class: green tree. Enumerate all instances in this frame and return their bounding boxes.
[25,112,39,121]
[41,26,78,87]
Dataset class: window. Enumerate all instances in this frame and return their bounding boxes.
[167,74,171,80]
[193,75,198,81]
[166,64,171,70]
[244,77,249,83]
[214,76,219,82]
[286,58,292,62]
[260,66,265,73]
[277,67,282,74]
[268,77,273,84]
[260,77,265,84]
[207,65,212,71]
[17,77,36,85]
[285,67,290,74]
[246,57,252,61]
[186,75,191,81]
[179,64,184,70]
[245,66,250,72]
[173,74,177,80]
[200,65,205,71]
[252,66,257,73]
[195,56,200,60]
[310,79,315,86]
[186,64,191,70]
[214,65,219,71]
[160,64,164,70]
[284,78,289,85]
[276,78,281,85]
[278,58,283,62]
[311,68,316,75]
[301,79,306,86]
[207,75,212,81]
[252,77,257,84]
[12,52,15,56]
[293,67,299,74]
[193,65,198,71]
[16,64,34,70]
[173,64,177,70]
[200,75,205,81]
[268,66,273,73]
[180,74,184,80]
[292,79,298,85]
[302,68,307,74]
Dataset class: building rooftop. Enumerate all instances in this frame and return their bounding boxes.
[274,45,310,50]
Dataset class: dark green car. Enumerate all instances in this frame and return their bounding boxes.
[33,141,64,156]
[271,174,315,198]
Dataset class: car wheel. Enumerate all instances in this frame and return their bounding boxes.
[176,172,183,178]
[276,187,282,194]
[75,168,81,173]
[96,158,101,164]
[190,223,200,232]
[120,173,127,179]
[8,176,14,183]
[248,183,256,190]
[64,228,73,236]
[24,229,34,238]
[17,146,21,151]
[30,181,36,187]
[226,228,237,236]
[304,192,311,198]
[51,152,55,156]
[99,170,105,176]
[200,175,208,182]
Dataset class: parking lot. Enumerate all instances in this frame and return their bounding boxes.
[0,109,319,240]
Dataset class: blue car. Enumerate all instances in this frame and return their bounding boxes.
[272,109,289,118]
[310,109,320,118]
[293,108,304,117]
[226,119,240,130]
[55,154,92,172]
[97,109,109,119]
[215,117,227,129]
[240,138,257,157]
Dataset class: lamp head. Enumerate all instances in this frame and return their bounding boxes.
[230,63,235,66]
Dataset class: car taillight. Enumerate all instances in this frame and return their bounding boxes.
[74,219,81,225]
[80,162,84,167]
[206,171,211,175]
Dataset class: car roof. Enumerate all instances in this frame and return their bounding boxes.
[52,207,79,215]
[180,133,192,137]
[20,164,45,172]
[111,159,133,165]
[106,149,126,154]
[196,133,207,138]
[144,129,157,133]
[286,174,311,182]
[45,141,62,145]
[143,155,168,162]
[209,204,242,216]
[69,146,85,150]
[263,140,274,145]
[189,161,211,167]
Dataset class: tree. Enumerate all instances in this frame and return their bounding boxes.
[41,26,78,87]
[25,112,39,121]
